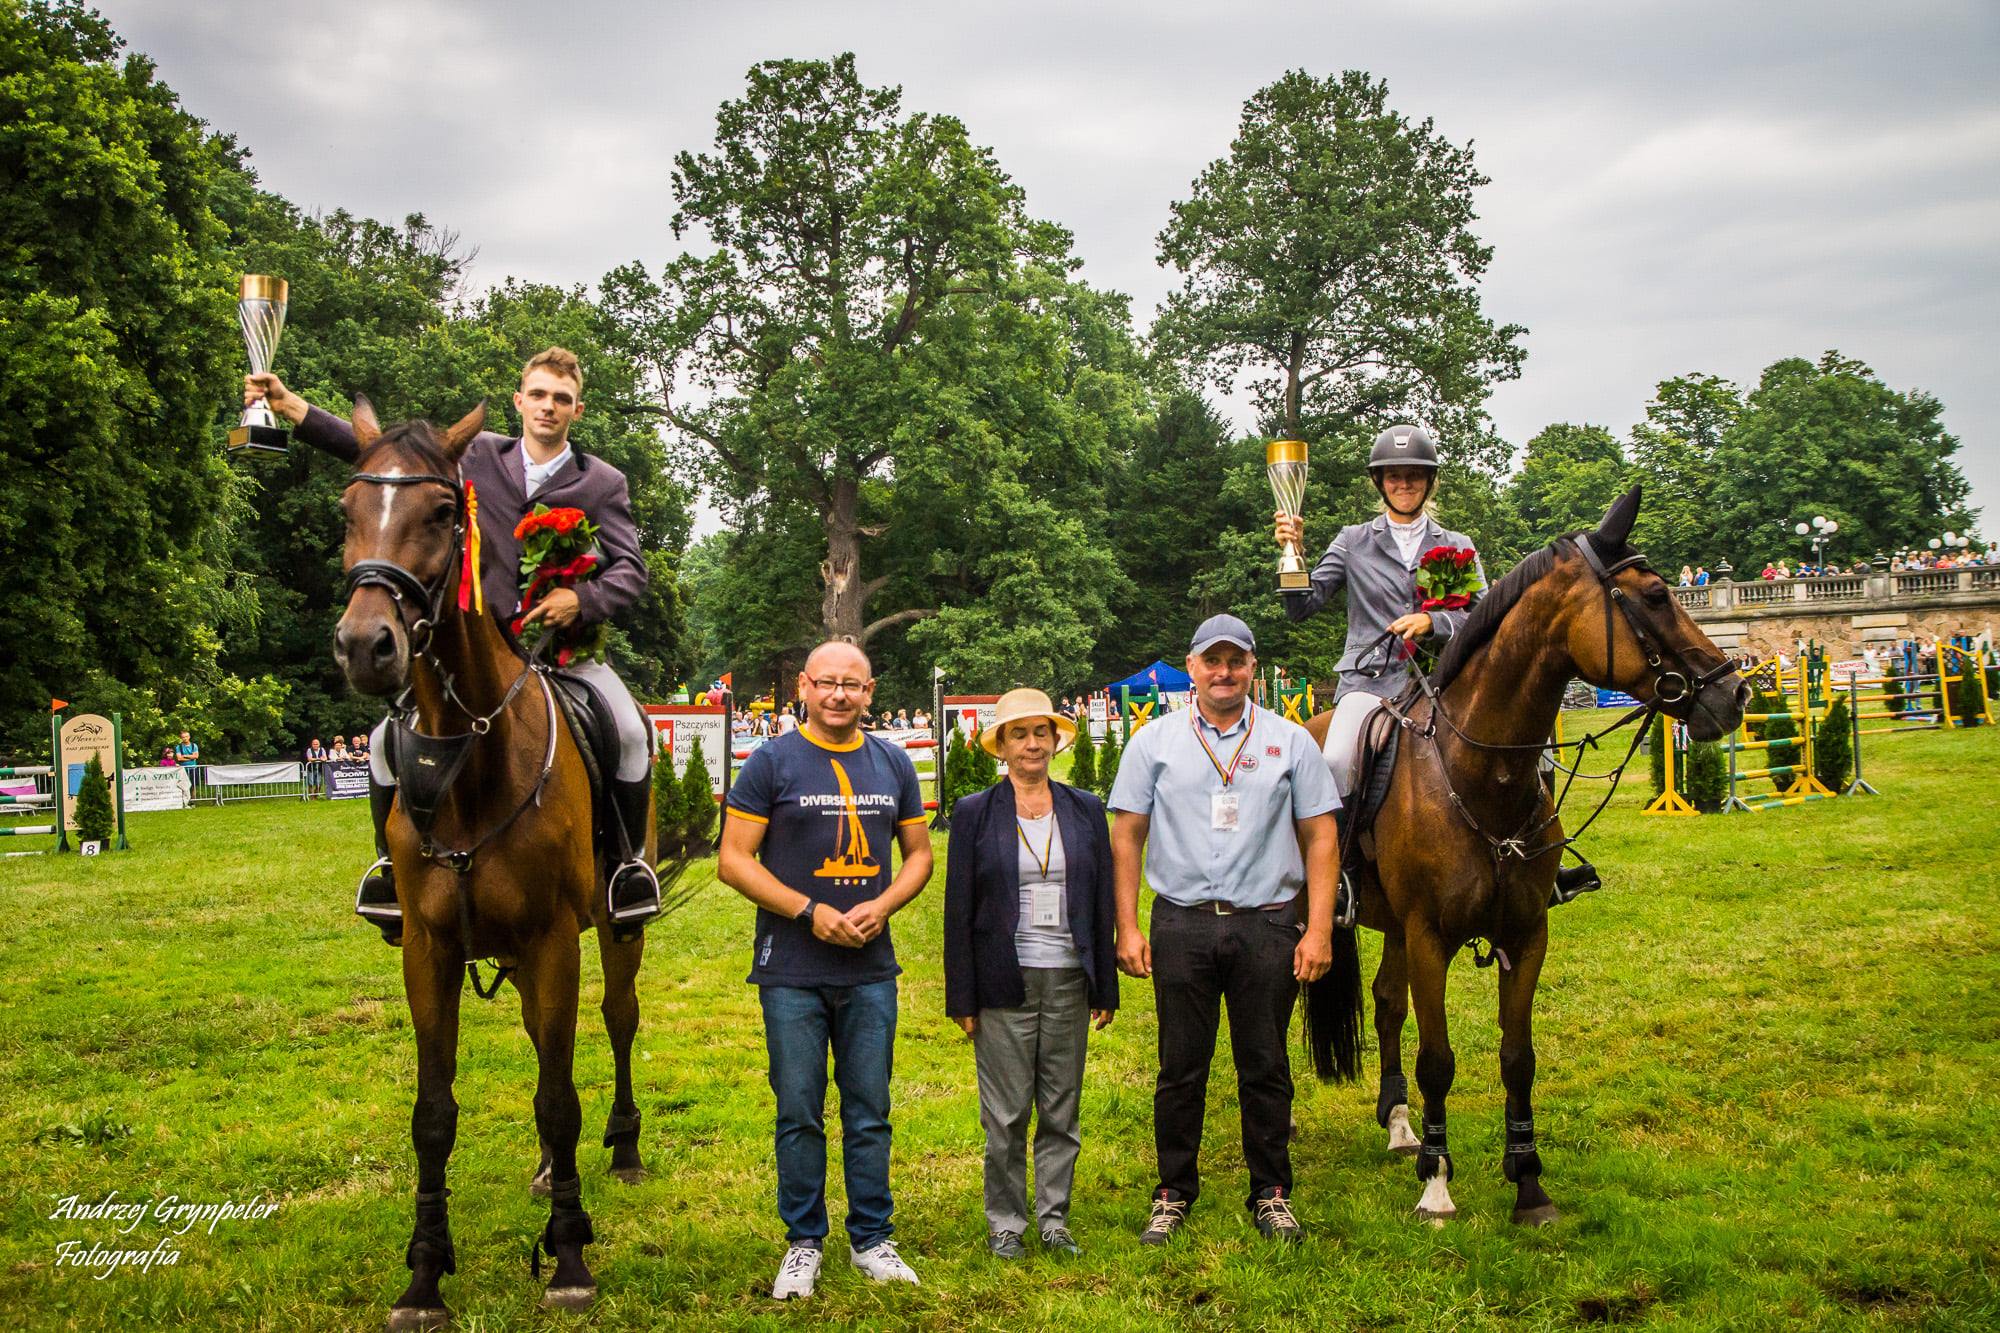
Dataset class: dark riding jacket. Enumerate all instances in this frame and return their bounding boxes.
[943,779,1119,1018]
[1281,513,1486,702]
[299,406,647,626]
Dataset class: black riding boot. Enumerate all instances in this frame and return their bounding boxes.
[354,778,402,946]
[606,777,661,940]
[1332,806,1357,927]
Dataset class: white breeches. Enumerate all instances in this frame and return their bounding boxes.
[1322,691,1386,799]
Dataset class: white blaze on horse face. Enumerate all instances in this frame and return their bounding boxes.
[373,464,405,537]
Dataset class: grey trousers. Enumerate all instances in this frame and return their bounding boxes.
[973,966,1090,1235]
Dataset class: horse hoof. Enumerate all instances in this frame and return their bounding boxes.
[1385,1105,1419,1156]
[385,1307,449,1331]
[1416,1210,1454,1228]
[1415,1175,1456,1225]
[609,1166,648,1186]
[1512,1203,1561,1227]
[540,1285,597,1311]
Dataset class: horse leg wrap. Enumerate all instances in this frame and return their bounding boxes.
[1502,1117,1543,1183]
[405,1188,456,1276]
[602,1107,642,1148]
[1376,1072,1409,1129]
[531,1179,596,1278]
[1415,1122,1453,1182]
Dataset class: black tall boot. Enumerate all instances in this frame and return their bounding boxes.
[605,777,661,940]
[1332,805,1357,928]
[354,778,403,946]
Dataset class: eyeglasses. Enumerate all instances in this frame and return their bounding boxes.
[807,678,869,696]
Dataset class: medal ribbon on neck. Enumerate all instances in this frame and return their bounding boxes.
[457,483,482,615]
[1017,815,1057,879]
[1191,702,1255,787]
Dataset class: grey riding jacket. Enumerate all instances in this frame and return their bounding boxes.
[1281,514,1487,701]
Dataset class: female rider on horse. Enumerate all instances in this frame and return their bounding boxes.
[1272,424,1599,904]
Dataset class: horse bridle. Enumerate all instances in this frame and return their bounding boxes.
[1570,535,1738,715]
[1371,535,1740,877]
[342,469,466,656]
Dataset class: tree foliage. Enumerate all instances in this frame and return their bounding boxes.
[1510,423,1630,545]
[1154,68,1524,462]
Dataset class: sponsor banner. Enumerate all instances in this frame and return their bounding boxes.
[327,761,371,800]
[642,705,729,796]
[205,761,302,786]
[1594,689,1641,709]
[943,695,1000,737]
[58,713,118,832]
[1828,659,1871,683]
[121,767,189,812]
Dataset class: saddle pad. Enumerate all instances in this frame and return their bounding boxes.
[548,676,609,851]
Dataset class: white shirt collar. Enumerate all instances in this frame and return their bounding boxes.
[523,442,573,497]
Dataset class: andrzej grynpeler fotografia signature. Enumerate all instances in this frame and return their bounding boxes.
[47,1191,282,1279]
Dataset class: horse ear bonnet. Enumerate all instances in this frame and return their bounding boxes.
[1589,483,1643,558]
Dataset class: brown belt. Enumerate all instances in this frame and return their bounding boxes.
[1171,896,1297,917]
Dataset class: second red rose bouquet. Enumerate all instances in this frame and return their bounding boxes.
[511,504,607,665]
[1416,545,1481,612]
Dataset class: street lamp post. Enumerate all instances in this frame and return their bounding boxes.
[1792,514,1839,570]
[1927,531,1970,560]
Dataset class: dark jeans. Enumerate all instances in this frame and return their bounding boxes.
[1150,898,1299,1206]
[760,980,898,1248]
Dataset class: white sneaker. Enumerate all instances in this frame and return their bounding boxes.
[771,1243,822,1300]
[849,1239,919,1285]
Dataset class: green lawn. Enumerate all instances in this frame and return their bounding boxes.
[1,723,1996,1330]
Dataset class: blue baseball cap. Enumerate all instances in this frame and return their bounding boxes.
[1189,614,1256,656]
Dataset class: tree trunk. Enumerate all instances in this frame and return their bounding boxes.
[819,475,866,643]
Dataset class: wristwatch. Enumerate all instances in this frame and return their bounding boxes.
[794,899,818,925]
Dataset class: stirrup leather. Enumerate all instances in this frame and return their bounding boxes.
[354,857,402,923]
[606,858,661,923]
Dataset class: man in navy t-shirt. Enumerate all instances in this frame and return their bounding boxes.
[720,641,934,1301]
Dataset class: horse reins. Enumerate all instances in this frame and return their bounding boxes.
[1369,535,1738,873]
[343,466,561,999]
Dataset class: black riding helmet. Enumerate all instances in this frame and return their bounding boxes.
[1368,424,1439,514]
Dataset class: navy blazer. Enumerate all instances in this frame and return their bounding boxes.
[943,779,1118,1017]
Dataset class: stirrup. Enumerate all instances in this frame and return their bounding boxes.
[606,858,661,924]
[1335,871,1358,929]
[354,858,403,944]
[1551,862,1602,906]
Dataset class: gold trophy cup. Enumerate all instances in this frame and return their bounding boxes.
[228,274,289,457]
[1267,439,1310,591]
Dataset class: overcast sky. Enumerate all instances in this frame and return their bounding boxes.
[102,0,1999,536]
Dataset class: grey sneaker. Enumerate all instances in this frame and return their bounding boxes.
[987,1230,1025,1260]
[1251,1187,1303,1243]
[1040,1225,1081,1256]
[1140,1189,1189,1245]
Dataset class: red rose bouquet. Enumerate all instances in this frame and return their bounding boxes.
[1416,545,1481,611]
[510,504,607,665]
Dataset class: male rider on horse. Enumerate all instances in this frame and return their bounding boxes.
[246,348,663,942]
[1272,424,1600,904]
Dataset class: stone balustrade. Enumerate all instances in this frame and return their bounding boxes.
[1672,567,2000,613]
[1669,568,2000,658]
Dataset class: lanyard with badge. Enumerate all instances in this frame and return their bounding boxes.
[1192,703,1254,832]
[1017,816,1064,927]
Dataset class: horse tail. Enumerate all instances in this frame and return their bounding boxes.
[1301,925,1364,1082]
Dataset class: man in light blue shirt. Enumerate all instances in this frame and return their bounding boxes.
[1109,614,1340,1246]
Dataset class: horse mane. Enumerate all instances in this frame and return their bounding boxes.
[355,419,456,476]
[1426,540,1565,694]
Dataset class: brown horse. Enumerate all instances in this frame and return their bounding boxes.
[332,400,655,1329]
[1300,487,1747,1226]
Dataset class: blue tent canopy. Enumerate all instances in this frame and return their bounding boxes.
[1103,660,1192,695]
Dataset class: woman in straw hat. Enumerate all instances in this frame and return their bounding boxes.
[943,688,1118,1260]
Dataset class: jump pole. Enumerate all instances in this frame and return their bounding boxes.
[1844,673,1879,796]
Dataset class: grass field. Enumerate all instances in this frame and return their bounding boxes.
[2,720,1996,1330]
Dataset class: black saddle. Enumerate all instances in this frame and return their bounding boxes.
[548,672,625,874]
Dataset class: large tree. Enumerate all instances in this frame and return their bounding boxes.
[1628,372,1741,572]
[1153,68,1524,476]
[0,1,267,756]
[1708,352,1973,569]
[607,54,1144,694]
[1509,423,1631,545]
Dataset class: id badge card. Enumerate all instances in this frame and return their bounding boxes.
[1030,883,1063,927]
[1211,791,1240,832]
